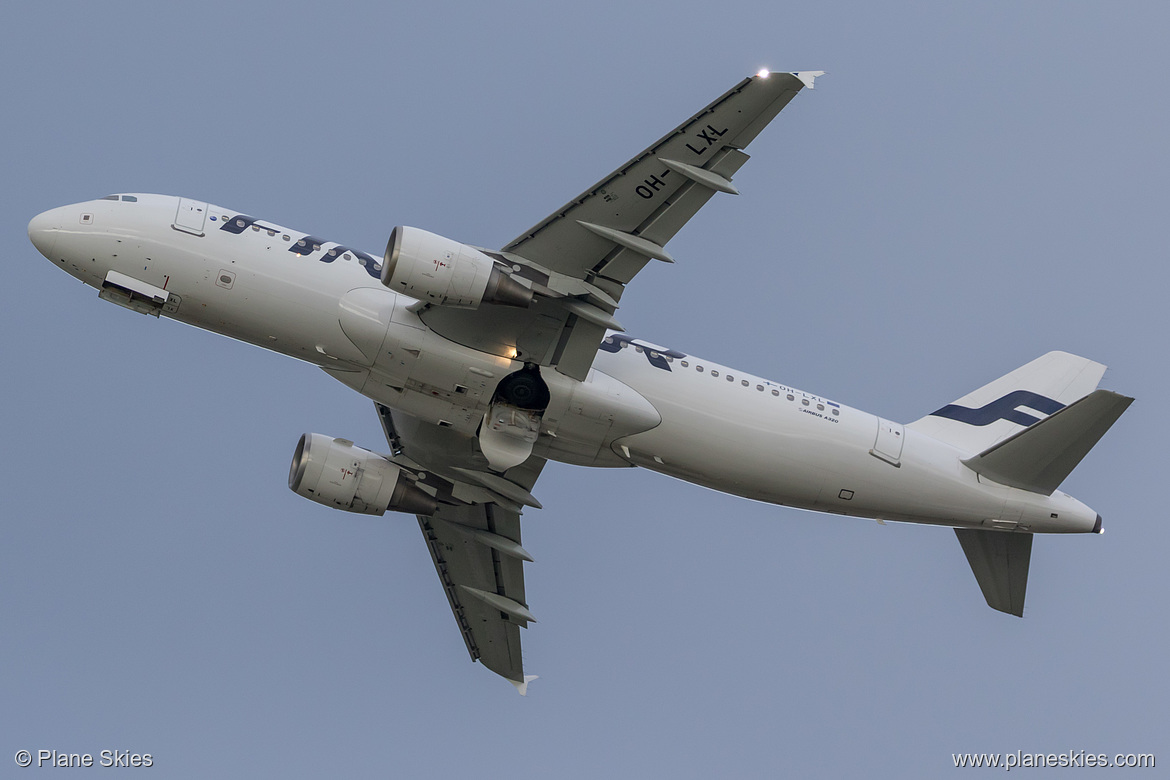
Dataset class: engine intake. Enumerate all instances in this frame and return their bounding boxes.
[382,226,533,309]
[288,433,438,516]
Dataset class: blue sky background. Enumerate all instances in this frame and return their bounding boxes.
[2,1,1166,777]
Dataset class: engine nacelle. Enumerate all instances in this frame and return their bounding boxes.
[288,433,438,516]
[382,226,533,309]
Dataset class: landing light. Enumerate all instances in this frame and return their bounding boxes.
[757,69,770,79]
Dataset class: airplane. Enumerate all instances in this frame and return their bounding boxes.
[27,70,1131,694]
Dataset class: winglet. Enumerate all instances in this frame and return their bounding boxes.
[511,675,539,696]
[793,71,827,89]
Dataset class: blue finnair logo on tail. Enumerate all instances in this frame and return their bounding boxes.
[930,390,1065,427]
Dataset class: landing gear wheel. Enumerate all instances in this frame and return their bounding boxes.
[493,364,550,411]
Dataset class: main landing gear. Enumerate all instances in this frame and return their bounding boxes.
[479,364,550,472]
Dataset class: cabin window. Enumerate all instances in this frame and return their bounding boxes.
[831,408,839,416]
[802,399,809,406]
[711,370,719,377]
[772,389,780,396]
[787,394,794,401]
[680,361,689,367]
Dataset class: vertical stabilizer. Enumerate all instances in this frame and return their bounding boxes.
[907,352,1105,455]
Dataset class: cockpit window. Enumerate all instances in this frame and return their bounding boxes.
[121,195,138,202]
[102,195,119,200]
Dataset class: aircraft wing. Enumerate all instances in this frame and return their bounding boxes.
[417,70,822,381]
[418,500,536,690]
[376,404,542,693]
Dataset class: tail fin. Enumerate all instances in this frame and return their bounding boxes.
[906,351,1106,456]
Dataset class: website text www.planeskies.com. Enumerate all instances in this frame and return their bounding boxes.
[952,750,1154,770]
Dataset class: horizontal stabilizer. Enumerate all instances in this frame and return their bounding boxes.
[955,529,1033,617]
[962,390,1133,495]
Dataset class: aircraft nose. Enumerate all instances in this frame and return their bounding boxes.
[28,209,61,258]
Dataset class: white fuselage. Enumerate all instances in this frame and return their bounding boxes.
[29,194,1099,534]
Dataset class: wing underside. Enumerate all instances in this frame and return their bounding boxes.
[418,501,532,683]
[418,70,822,380]
[502,71,823,286]
[376,403,543,689]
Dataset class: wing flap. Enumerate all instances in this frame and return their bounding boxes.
[550,318,608,382]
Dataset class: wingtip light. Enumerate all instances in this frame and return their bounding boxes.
[756,68,770,79]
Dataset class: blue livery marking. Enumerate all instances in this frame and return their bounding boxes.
[930,390,1065,427]
[598,334,685,371]
[220,213,382,280]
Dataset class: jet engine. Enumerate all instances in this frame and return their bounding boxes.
[288,433,438,516]
[382,226,533,309]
